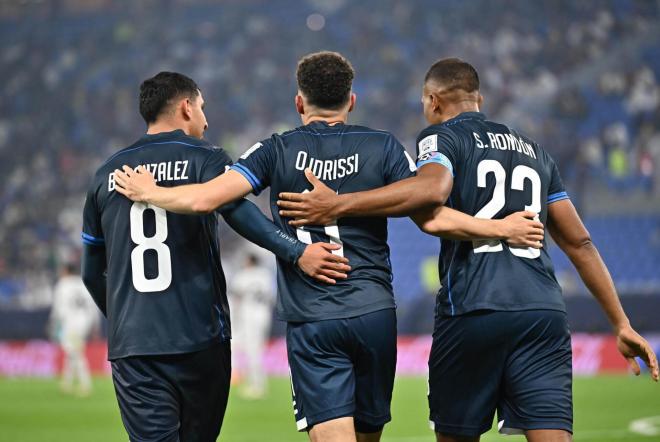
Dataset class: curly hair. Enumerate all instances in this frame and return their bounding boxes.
[424,58,480,93]
[296,51,354,110]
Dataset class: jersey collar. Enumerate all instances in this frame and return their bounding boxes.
[446,111,485,124]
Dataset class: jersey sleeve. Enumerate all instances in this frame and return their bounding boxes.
[383,135,417,184]
[415,127,458,177]
[231,139,276,195]
[199,146,233,182]
[82,183,104,247]
[547,157,569,205]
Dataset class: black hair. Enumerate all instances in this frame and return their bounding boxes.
[296,51,354,110]
[424,58,480,93]
[139,72,200,124]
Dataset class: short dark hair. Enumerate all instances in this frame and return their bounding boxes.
[296,51,354,110]
[424,58,480,93]
[139,72,200,124]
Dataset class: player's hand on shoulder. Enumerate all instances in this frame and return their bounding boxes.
[277,169,338,227]
[114,165,156,202]
[616,324,659,382]
[297,242,351,284]
[501,210,544,249]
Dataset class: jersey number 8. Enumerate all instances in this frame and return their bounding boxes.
[129,202,172,292]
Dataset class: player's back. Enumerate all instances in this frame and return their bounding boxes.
[83,130,232,359]
[234,121,416,321]
[417,112,568,316]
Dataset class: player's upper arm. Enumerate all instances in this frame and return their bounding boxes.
[547,198,592,253]
[413,128,457,205]
[192,146,253,213]
[82,181,105,247]
[231,139,277,195]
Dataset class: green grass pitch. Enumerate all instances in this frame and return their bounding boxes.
[0,375,658,441]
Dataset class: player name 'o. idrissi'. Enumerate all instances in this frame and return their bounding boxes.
[107,160,190,191]
[295,150,359,181]
[473,131,537,160]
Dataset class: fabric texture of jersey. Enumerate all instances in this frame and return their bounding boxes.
[428,310,573,436]
[416,112,568,316]
[234,121,416,322]
[82,130,234,359]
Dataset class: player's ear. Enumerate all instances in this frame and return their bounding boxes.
[347,93,356,113]
[295,94,305,115]
[477,93,484,108]
[181,98,193,121]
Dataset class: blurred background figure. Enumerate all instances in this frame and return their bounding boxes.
[230,253,276,399]
[49,263,99,397]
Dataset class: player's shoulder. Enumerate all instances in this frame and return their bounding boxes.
[504,125,554,164]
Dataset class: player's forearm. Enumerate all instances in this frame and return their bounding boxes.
[335,175,447,218]
[413,206,506,240]
[562,240,630,331]
[81,244,107,316]
[223,199,307,264]
[143,182,223,214]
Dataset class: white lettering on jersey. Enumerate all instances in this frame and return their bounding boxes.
[294,151,359,181]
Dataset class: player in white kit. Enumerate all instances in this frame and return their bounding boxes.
[50,263,100,396]
[231,254,276,398]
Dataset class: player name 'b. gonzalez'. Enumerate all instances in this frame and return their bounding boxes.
[107,160,189,191]
[295,150,359,181]
[473,131,537,160]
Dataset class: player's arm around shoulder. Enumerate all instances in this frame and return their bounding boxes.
[112,163,253,214]
[412,205,544,248]
[547,199,659,381]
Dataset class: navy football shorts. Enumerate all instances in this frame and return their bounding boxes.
[428,309,572,437]
[287,308,397,433]
[111,340,231,442]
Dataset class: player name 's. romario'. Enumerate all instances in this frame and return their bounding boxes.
[107,160,189,191]
[295,151,359,181]
[473,132,537,160]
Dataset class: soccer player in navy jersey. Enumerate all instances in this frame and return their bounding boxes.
[113,53,545,442]
[81,72,349,442]
[276,58,659,442]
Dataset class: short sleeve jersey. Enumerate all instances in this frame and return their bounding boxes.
[233,121,416,322]
[416,112,569,316]
[82,130,233,359]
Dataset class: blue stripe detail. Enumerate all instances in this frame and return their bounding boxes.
[416,153,454,177]
[102,140,209,167]
[231,164,262,193]
[547,191,569,204]
[81,232,104,244]
[282,130,390,138]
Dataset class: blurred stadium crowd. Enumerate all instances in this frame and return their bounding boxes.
[0,0,659,318]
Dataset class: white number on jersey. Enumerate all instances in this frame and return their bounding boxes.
[472,159,541,259]
[130,202,172,292]
[294,190,344,257]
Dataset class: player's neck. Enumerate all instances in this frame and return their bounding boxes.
[439,102,480,124]
[303,114,347,126]
[146,121,190,136]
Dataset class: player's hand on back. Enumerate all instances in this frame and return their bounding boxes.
[616,325,659,382]
[278,169,339,227]
[114,165,157,202]
[297,242,351,284]
[500,211,544,249]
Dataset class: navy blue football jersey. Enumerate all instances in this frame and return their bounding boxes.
[416,112,569,316]
[82,130,235,359]
[233,121,416,322]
